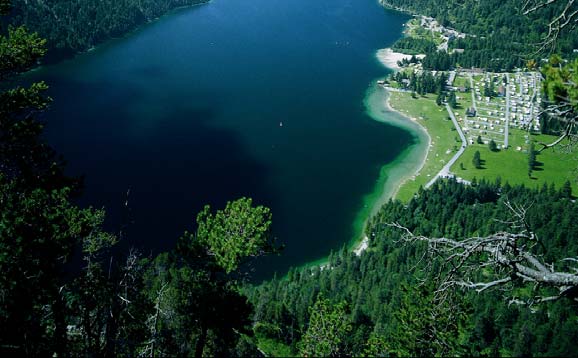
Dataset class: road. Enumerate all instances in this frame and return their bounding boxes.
[504,73,510,148]
[447,71,456,86]
[425,104,468,188]
[468,74,477,112]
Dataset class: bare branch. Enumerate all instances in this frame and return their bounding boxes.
[523,0,578,52]
[393,210,578,305]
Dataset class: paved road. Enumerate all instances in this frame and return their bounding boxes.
[469,74,478,112]
[447,71,456,86]
[425,104,467,188]
[504,73,510,148]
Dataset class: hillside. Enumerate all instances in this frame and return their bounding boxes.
[6,0,207,61]
[381,0,578,71]
[248,179,578,356]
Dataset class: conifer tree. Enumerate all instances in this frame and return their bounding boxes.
[472,150,482,169]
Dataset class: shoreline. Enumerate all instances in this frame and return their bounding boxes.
[301,77,431,270]
[350,47,430,255]
[375,48,425,71]
[285,45,431,273]
[25,1,211,72]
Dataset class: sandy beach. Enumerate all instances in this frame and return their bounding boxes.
[375,48,425,71]
[352,56,431,255]
[364,88,430,214]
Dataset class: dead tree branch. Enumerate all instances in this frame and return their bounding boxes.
[390,220,578,305]
[536,101,578,153]
[523,0,578,52]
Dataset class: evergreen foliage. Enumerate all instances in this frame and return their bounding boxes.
[2,0,578,356]
[391,37,436,55]
[448,91,457,108]
[0,3,277,354]
[390,70,447,95]
[298,296,352,357]
[528,142,537,176]
[6,0,208,60]
[248,179,578,356]
[472,150,482,168]
[489,139,498,151]
[382,0,578,71]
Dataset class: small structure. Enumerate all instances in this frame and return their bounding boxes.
[466,107,477,117]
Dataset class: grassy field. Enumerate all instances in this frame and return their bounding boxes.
[451,132,578,193]
[405,18,444,45]
[388,92,459,201]
[453,76,469,88]
[388,89,578,201]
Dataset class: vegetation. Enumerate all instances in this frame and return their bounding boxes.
[391,36,436,55]
[248,179,578,356]
[6,0,207,60]
[472,150,482,168]
[390,70,447,95]
[538,56,578,151]
[0,2,278,355]
[528,142,537,176]
[382,0,578,71]
[297,296,352,357]
[387,92,458,201]
[451,135,578,193]
[3,0,578,356]
[489,139,498,152]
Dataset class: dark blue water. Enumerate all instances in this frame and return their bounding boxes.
[30,0,412,279]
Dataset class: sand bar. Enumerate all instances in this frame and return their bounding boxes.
[375,48,425,71]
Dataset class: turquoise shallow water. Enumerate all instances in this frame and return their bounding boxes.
[28,0,416,280]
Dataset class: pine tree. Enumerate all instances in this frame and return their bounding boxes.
[473,150,482,169]
[489,139,498,152]
[298,296,352,357]
[561,180,573,198]
[448,91,457,108]
[528,142,536,177]
[436,92,445,106]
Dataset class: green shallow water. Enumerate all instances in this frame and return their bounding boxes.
[27,0,423,280]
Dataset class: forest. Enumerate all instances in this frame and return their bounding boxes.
[1,1,278,354]
[382,0,578,71]
[2,0,578,356]
[248,179,578,356]
[4,0,207,60]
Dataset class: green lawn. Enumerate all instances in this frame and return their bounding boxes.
[453,75,469,88]
[454,91,472,114]
[389,92,459,201]
[406,18,444,45]
[389,91,578,200]
[387,70,578,202]
[451,134,578,192]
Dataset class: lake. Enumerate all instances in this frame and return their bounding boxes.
[29,0,420,280]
